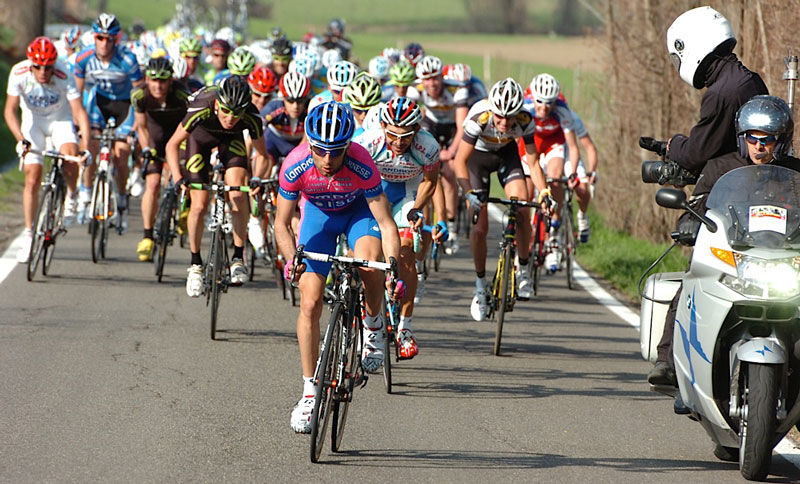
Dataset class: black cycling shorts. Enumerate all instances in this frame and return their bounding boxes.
[183,127,249,184]
[95,94,132,128]
[467,142,525,195]
[421,119,456,147]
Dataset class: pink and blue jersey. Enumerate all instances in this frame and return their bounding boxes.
[279,142,383,211]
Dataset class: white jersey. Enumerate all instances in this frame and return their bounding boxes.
[353,127,440,206]
[462,99,536,152]
[406,83,468,125]
[6,60,79,118]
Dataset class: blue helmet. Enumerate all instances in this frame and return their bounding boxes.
[93,13,121,36]
[305,102,355,150]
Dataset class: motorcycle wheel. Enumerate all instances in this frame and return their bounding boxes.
[738,362,780,481]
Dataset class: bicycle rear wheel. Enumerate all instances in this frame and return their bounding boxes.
[247,241,256,282]
[42,183,66,276]
[27,188,52,281]
[331,302,361,452]
[494,244,513,356]
[310,302,342,463]
[563,207,575,290]
[265,223,286,297]
[383,298,395,394]
[209,229,225,340]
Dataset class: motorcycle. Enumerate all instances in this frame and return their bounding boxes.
[640,163,800,481]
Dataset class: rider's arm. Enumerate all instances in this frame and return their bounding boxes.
[453,139,476,194]
[524,141,547,194]
[564,130,580,177]
[274,194,298,262]
[250,133,272,179]
[68,97,91,153]
[414,168,438,211]
[580,133,598,182]
[165,124,191,183]
[3,94,23,142]
[367,193,401,263]
[134,111,151,150]
[74,76,85,97]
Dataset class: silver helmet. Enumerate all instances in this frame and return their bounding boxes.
[735,95,794,161]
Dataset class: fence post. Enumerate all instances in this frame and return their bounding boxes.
[484,50,491,85]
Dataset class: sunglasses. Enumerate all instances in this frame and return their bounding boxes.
[746,133,778,146]
[212,52,227,58]
[182,53,200,59]
[147,71,172,80]
[272,54,291,62]
[534,98,554,106]
[311,145,346,158]
[352,107,368,115]
[31,65,54,72]
[218,104,243,118]
[384,129,416,141]
[284,98,307,105]
[252,91,272,99]
[94,35,115,43]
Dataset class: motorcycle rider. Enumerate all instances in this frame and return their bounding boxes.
[665,6,768,175]
[648,95,799,392]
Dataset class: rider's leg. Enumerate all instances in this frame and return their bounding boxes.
[188,189,209,254]
[113,139,131,198]
[58,142,80,193]
[141,172,161,231]
[23,163,43,230]
[545,156,565,222]
[224,166,249,249]
[297,272,326,378]
[503,177,531,261]
[439,160,458,221]
[353,235,385,318]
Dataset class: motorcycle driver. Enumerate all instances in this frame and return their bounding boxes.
[648,95,799,394]
[665,6,768,175]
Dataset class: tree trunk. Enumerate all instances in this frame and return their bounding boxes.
[0,0,46,58]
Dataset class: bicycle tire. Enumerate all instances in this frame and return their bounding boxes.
[331,301,360,452]
[494,243,513,356]
[290,283,297,306]
[89,176,104,263]
[42,182,66,276]
[433,243,441,272]
[310,302,341,463]
[154,193,174,282]
[383,298,394,394]
[209,229,224,340]
[247,241,256,282]
[266,223,286,297]
[564,206,575,290]
[530,212,545,297]
[99,178,109,259]
[27,188,52,281]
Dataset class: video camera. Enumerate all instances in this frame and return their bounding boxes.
[639,137,698,186]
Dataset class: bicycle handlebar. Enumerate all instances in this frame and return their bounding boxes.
[187,183,251,192]
[24,149,86,164]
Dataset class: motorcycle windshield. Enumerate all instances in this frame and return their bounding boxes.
[706,165,800,250]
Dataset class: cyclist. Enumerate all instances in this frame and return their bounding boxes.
[165,77,271,295]
[203,38,231,85]
[131,57,190,262]
[261,72,311,166]
[342,72,383,135]
[353,97,444,360]
[178,36,206,92]
[55,26,82,66]
[247,65,277,112]
[5,36,90,262]
[73,13,144,232]
[275,101,402,433]
[269,38,292,77]
[452,78,550,321]
[308,60,358,109]
[368,55,391,85]
[402,42,425,67]
[321,18,352,60]
[443,63,487,108]
[407,55,469,254]
[382,60,415,102]
[213,46,256,85]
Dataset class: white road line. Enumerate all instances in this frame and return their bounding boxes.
[0,230,25,285]
[488,202,800,468]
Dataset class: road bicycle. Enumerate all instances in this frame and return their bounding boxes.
[528,200,552,297]
[247,177,291,302]
[479,197,540,355]
[153,176,180,283]
[546,176,579,290]
[291,246,397,462]
[187,176,252,340]
[88,118,127,263]
[24,149,84,281]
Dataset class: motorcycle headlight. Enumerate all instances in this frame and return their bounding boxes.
[719,252,800,299]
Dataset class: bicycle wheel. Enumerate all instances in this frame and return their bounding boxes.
[209,229,225,340]
[42,183,66,276]
[563,206,575,290]
[382,298,394,394]
[494,243,513,356]
[331,302,361,452]
[529,212,545,297]
[265,223,286,296]
[310,302,342,463]
[100,177,110,259]
[154,193,174,282]
[27,188,52,281]
[89,176,105,263]
[247,241,256,282]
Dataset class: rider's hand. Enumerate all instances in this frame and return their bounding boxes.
[284,259,306,281]
[80,150,92,165]
[433,220,449,243]
[465,190,484,211]
[537,187,552,204]
[140,147,156,161]
[567,173,580,189]
[16,139,31,158]
[407,208,423,230]
[587,171,598,184]
[392,279,407,301]
[249,176,262,196]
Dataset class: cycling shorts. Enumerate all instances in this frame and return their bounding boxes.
[184,128,249,184]
[21,115,79,165]
[467,143,525,196]
[265,129,301,164]
[86,91,134,136]
[421,118,456,148]
[296,197,382,275]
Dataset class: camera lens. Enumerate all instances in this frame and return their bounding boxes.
[641,161,664,183]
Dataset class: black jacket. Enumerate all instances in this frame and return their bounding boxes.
[668,54,768,175]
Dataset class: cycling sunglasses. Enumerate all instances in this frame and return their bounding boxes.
[284,97,307,105]
[384,129,416,141]
[147,70,172,80]
[94,34,115,43]
[745,133,778,146]
[311,144,347,158]
[218,104,243,118]
[534,98,554,106]
[31,64,54,72]
[272,54,291,62]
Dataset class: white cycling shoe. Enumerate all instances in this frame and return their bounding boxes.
[470,287,489,321]
[361,327,385,373]
[230,258,248,286]
[545,252,560,274]
[290,395,315,434]
[516,267,533,300]
[248,216,264,250]
[186,264,203,297]
[16,231,33,264]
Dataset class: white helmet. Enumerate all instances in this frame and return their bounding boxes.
[289,57,315,78]
[215,27,237,48]
[488,78,524,117]
[172,56,188,79]
[382,47,401,65]
[327,60,359,90]
[667,6,735,89]
[303,49,322,73]
[321,49,342,69]
[416,55,442,80]
[368,56,390,81]
[529,73,560,103]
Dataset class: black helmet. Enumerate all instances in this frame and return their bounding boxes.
[736,95,794,161]
[217,75,251,114]
[145,57,173,79]
[270,38,292,57]
[328,18,345,35]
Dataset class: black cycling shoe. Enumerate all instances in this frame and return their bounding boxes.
[647,361,677,387]
[673,393,690,415]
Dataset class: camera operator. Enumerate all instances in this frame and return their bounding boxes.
[648,96,799,408]
[665,6,767,175]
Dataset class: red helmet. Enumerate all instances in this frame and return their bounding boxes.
[27,37,58,67]
[248,66,278,95]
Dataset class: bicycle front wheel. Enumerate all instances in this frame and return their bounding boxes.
[563,207,576,290]
[89,176,105,263]
[311,302,342,463]
[42,183,66,276]
[331,301,361,452]
[209,229,225,340]
[154,193,174,282]
[27,188,52,281]
[494,243,513,356]
[382,298,395,394]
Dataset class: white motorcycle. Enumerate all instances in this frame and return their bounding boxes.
[640,164,800,481]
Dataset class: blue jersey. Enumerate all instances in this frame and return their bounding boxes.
[212,69,231,86]
[73,45,142,101]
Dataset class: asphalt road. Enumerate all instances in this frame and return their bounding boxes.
[1,204,799,483]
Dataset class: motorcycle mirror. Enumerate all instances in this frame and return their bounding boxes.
[655,188,687,210]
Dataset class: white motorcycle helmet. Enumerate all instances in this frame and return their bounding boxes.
[666,6,736,89]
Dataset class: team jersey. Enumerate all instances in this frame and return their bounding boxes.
[443,75,487,108]
[380,83,396,102]
[406,83,468,125]
[260,98,306,142]
[212,69,232,86]
[279,142,383,212]
[308,89,337,111]
[353,127,440,205]
[521,96,576,155]
[131,83,191,148]
[462,99,535,152]
[73,45,143,100]
[180,86,263,139]
[7,60,80,118]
